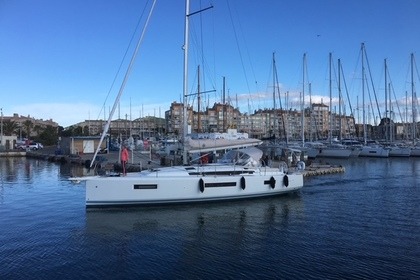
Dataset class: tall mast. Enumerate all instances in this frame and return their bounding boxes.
[182,0,190,165]
[301,53,306,146]
[362,43,367,144]
[223,76,226,131]
[309,82,312,141]
[411,53,416,143]
[197,65,201,133]
[329,52,332,144]
[338,58,342,141]
[272,52,277,140]
[385,59,388,142]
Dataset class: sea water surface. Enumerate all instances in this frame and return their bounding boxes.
[0,157,419,279]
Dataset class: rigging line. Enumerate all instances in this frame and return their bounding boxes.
[365,71,377,126]
[234,4,259,93]
[389,77,404,123]
[198,0,208,93]
[96,0,153,121]
[340,63,354,116]
[363,46,382,120]
[90,0,157,168]
[226,1,251,94]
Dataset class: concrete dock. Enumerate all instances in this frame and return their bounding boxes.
[1,147,345,176]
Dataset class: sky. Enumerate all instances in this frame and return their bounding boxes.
[0,0,419,128]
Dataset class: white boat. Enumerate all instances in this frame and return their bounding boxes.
[85,148,304,207]
[410,146,420,157]
[341,139,362,157]
[79,1,304,207]
[386,144,411,157]
[359,145,389,158]
[304,142,352,158]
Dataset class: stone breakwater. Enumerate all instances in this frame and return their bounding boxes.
[300,163,345,177]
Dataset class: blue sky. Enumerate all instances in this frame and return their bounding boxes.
[0,0,419,127]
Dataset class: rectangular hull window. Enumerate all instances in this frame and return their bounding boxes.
[134,184,158,189]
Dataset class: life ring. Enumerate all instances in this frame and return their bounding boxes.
[269,176,276,189]
[297,161,306,171]
[283,175,289,187]
[199,178,205,193]
[240,176,246,190]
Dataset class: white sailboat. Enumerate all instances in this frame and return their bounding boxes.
[315,53,351,158]
[408,53,420,157]
[80,1,304,207]
[358,43,389,158]
[382,59,411,157]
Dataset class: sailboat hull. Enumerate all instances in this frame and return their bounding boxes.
[85,166,303,207]
[359,146,389,157]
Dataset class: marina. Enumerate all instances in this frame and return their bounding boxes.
[0,1,419,277]
[0,156,418,279]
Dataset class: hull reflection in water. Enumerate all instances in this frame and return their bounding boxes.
[85,194,304,237]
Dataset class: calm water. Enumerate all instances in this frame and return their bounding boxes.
[0,157,419,279]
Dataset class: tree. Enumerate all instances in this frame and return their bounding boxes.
[33,124,42,137]
[38,125,58,145]
[23,120,33,138]
[3,120,18,136]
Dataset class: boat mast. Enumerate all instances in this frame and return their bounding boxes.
[272,52,277,141]
[411,53,416,143]
[301,53,306,146]
[182,1,213,165]
[385,59,388,142]
[362,43,367,145]
[329,52,332,144]
[197,65,201,133]
[182,0,190,165]
[338,58,342,141]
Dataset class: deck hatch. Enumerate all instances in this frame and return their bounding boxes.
[134,184,158,190]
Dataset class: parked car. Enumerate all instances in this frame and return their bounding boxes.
[17,142,43,151]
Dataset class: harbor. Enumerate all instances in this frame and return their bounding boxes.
[0,155,418,279]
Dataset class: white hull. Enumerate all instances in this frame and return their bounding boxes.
[316,148,352,158]
[359,146,389,157]
[349,147,361,157]
[305,148,319,158]
[388,147,411,157]
[410,148,420,157]
[85,165,303,207]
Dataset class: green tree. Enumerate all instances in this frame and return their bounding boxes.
[3,120,18,136]
[83,125,89,136]
[38,125,58,145]
[33,124,42,137]
[23,120,33,139]
[73,126,83,135]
